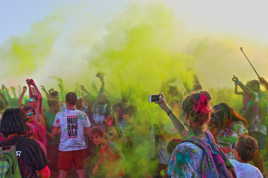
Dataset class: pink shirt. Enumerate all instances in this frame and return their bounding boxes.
[26,120,47,154]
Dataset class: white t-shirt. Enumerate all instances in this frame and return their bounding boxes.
[230,159,263,178]
[53,109,91,151]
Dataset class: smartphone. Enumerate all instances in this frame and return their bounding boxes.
[149,95,161,103]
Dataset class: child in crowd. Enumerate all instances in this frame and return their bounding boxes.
[230,135,263,178]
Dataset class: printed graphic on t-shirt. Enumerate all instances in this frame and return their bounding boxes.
[16,151,22,157]
[67,115,78,138]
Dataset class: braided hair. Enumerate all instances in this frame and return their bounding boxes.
[182,91,211,127]
[0,108,27,137]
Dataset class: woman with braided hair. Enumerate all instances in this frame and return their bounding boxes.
[157,91,236,178]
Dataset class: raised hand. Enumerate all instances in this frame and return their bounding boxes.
[232,75,239,83]
[22,86,27,93]
[1,84,7,90]
[259,77,267,84]
[156,94,171,113]
[26,78,35,86]
[81,85,88,92]
[96,72,104,80]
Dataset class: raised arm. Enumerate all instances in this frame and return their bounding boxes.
[0,93,8,109]
[192,74,202,91]
[26,79,36,98]
[27,79,42,99]
[18,86,27,106]
[10,86,17,98]
[157,94,189,135]
[41,85,49,98]
[234,83,243,95]
[182,81,191,94]
[81,85,90,95]
[260,77,268,91]
[96,72,105,98]
[1,84,11,101]
[56,78,65,102]
[232,75,253,97]
[26,79,43,114]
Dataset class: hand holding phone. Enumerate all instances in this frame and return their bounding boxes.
[148,95,162,103]
[149,94,171,113]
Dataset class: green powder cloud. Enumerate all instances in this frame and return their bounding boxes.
[1,1,268,176]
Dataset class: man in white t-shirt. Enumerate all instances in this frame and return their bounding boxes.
[51,92,91,178]
[230,135,263,178]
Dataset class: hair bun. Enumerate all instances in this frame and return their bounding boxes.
[193,92,211,114]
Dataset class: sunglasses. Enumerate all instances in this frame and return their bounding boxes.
[27,98,36,103]
[26,112,35,117]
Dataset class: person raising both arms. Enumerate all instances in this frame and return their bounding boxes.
[18,79,48,155]
[232,75,267,150]
[230,135,263,178]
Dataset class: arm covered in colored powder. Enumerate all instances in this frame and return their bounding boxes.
[157,94,189,135]
[56,77,65,102]
[26,79,43,114]
[1,84,11,102]
[81,85,91,96]
[0,92,8,109]
[10,86,18,98]
[234,83,243,95]
[18,86,27,106]
[232,75,253,97]
[166,109,189,136]
[40,85,49,99]
[96,72,105,98]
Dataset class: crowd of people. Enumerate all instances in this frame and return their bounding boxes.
[0,72,267,178]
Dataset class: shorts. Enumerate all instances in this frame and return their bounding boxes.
[58,149,88,170]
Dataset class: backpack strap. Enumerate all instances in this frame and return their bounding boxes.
[205,132,237,178]
[180,133,236,178]
[180,138,219,178]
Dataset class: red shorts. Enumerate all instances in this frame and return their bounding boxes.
[57,149,88,170]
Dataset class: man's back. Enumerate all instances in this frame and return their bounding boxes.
[230,159,263,178]
[53,109,91,151]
